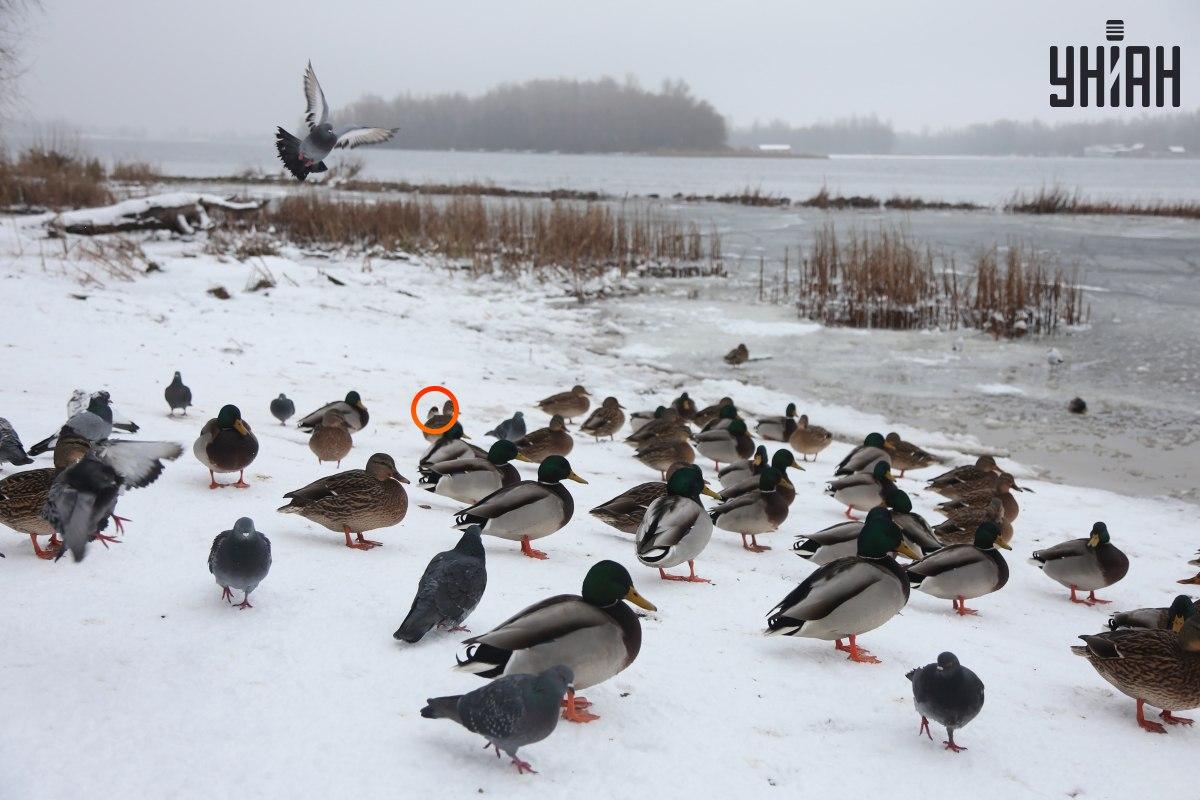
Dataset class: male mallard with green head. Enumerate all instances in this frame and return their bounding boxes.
[794,488,939,566]
[717,444,767,489]
[418,439,530,505]
[695,418,754,470]
[278,452,409,550]
[907,521,1011,616]
[826,461,896,520]
[635,464,721,582]
[834,432,891,477]
[193,404,259,489]
[710,467,792,553]
[1031,522,1129,605]
[297,390,368,433]
[456,559,656,722]
[589,462,690,534]
[767,507,919,663]
[454,455,586,559]
[419,422,478,467]
[718,449,801,505]
[1073,612,1200,733]
[1109,595,1198,632]
[756,403,798,442]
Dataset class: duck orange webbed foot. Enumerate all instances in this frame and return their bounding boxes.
[561,692,599,723]
[1161,711,1194,726]
[520,536,548,560]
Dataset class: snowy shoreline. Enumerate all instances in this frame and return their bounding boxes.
[1,218,1195,797]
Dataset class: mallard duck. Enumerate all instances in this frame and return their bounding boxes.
[926,455,1026,500]
[756,403,798,442]
[793,488,939,566]
[456,559,656,722]
[418,440,529,504]
[625,407,688,447]
[788,414,832,462]
[635,464,720,582]
[297,390,368,433]
[277,452,409,550]
[515,414,573,463]
[1030,522,1129,605]
[710,467,791,552]
[0,468,60,558]
[724,343,749,365]
[454,455,586,559]
[423,400,457,442]
[635,438,694,479]
[580,397,626,441]
[193,404,259,489]
[589,462,690,534]
[308,410,353,467]
[1109,595,1198,632]
[692,397,733,428]
[767,507,918,663]
[884,432,938,477]
[671,392,698,421]
[907,521,1011,615]
[907,652,985,753]
[1072,613,1200,733]
[700,403,740,433]
[53,427,92,471]
[935,473,1020,521]
[933,497,1013,547]
[536,385,590,423]
[628,407,660,433]
[695,418,754,470]
[718,449,801,505]
[834,432,890,476]
[826,461,895,520]
[717,445,768,489]
[419,423,478,467]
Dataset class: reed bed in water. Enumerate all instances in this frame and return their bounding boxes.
[792,225,1086,336]
[252,194,722,278]
[1006,184,1200,219]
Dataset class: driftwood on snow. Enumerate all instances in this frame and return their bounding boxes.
[49,193,263,236]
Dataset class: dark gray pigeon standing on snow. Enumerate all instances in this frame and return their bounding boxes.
[485,411,526,442]
[0,418,33,467]
[421,665,573,774]
[275,61,399,182]
[906,651,985,753]
[164,371,193,416]
[41,440,183,561]
[270,394,296,425]
[208,517,272,609]
[394,525,487,642]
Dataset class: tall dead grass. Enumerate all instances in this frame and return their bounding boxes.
[1007,185,1200,219]
[0,147,113,210]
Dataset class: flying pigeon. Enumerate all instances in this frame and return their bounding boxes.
[394,525,486,643]
[164,371,193,416]
[0,418,33,467]
[208,517,272,609]
[41,440,183,561]
[906,651,985,753]
[485,411,526,442]
[421,665,573,774]
[275,62,399,182]
[270,393,296,425]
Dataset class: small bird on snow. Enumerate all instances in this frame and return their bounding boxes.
[270,393,296,425]
[0,418,33,468]
[906,651,985,753]
[208,517,272,609]
[275,62,399,182]
[164,371,192,416]
[394,525,487,642]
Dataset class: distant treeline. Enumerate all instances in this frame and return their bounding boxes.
[733,112,1200,156]
[339,77,727,153]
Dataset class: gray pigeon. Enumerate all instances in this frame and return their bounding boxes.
[485,411,526,442]
[208,517,272,609]
[67,389,138,433]
[164,372,192,416]
[275,62,399,182]
[29,392,117,455]
[394,525,486,642]
[0,418,33,467]
[41,440,183,561]
[906,651,985,753]
[421,665,573,774]
[270,393,295,425]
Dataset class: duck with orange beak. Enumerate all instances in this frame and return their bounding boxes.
[193,405,259,489]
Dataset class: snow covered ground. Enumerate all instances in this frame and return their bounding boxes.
[0,214,1195,798]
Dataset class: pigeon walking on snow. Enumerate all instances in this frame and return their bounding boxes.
[421,665,573,774]
[164,371,192,416]
[208,517,272,609]
[0,418,33,468]
[906,651,985,753]
[275,62,399,182]
[394,525,487,643]
[41,440,183,561]
[485,411,526,442]
[270,393,295,425]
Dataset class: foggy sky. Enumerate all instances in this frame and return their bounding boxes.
[14,0,1200,138]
